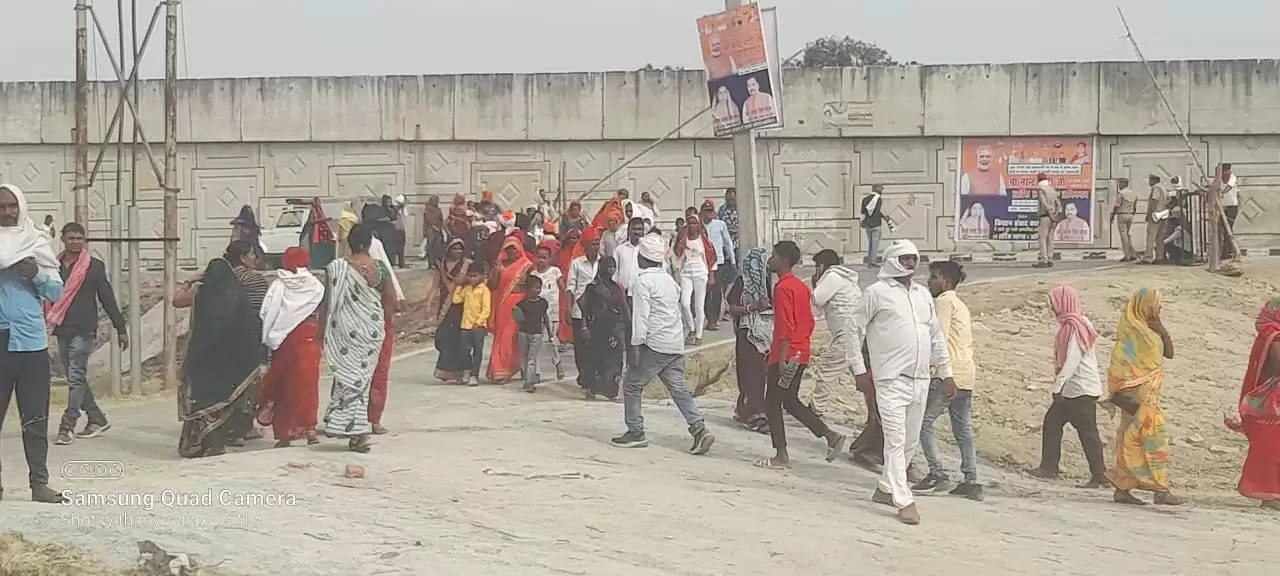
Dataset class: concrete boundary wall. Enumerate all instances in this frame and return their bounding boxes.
[0,60,1276,260]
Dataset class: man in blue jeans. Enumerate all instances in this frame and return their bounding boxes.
[913,261,983,501]
[860,184,894,267]
[611,233,715,455]
[50,223,128,446]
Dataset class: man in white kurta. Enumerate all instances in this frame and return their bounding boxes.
[806,250,864,426]
[850,240,954,525]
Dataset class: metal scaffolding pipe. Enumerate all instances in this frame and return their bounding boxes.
[162,0,180,391]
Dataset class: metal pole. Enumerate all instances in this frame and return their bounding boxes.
[1116,8,1205,181]
[727,0,762,251]
[106,0,127,398]
[1116,7,1242,270]
[74,0,90,225]
[129,0,142,395]
[108,206,123,397]
[576,105,712,203]
[128,206,142,395]
[1207,164,1223,271]
[162,0,180,391]
[89,5,166,186]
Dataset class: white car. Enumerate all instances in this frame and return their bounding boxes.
[260,206,308,269]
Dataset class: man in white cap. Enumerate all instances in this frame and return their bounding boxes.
[391,194,408,268]
[611,232,715,456]
[0,184,68,503]
[1034,173,1062,268]
[850,239,954,525]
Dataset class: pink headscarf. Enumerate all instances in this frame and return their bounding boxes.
[1050,285,1098,373]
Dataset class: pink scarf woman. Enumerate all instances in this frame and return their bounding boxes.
[1050,284,1097,374]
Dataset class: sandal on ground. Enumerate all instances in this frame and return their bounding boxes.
[306,432,320,445]
[349,436,372,454]
[753,457,791,470]
[274,439,291,448]
[225,438,245,448]
[1153,492,1185,506]
[1113,490,1147,506]
[825,433,849,463]
[371,424,389,435]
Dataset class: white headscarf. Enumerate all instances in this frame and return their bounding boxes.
[0,184,58,270]
[638,232,666,263]
[878,239,919,280]
[260,268,325,350]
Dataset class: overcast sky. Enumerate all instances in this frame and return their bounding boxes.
[0,0,1276,81]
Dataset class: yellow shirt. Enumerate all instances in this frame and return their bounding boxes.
[454,284,491,330]
[933,290,976,390]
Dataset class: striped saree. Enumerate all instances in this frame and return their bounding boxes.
[322,258,387,439]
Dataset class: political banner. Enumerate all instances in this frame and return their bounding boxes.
[955,137,1096,243]
[696,3,781,136]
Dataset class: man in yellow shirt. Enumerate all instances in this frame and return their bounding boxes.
[454,262,491,386]
[913,261,982,501]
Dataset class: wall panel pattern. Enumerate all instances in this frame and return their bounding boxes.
[2,134,1276,265]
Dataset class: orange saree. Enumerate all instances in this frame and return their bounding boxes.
[488,233,533,382]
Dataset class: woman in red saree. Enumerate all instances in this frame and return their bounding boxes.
[1229,297,1280,510]
[256,248,324,447]
[488,232,534,383]
[555,226,584,344]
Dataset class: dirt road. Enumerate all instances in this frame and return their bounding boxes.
[1,261,1277,575]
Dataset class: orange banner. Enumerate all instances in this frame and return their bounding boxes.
[696,4,768,82]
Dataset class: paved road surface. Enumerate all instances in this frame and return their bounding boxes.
[7,261,1269,576]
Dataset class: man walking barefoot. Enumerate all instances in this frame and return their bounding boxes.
[612,234,715,455]
[754,241,847,469]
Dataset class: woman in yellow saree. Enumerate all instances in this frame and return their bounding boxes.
[1104,287,1185,506]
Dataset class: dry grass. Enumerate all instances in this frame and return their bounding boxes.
[0,532,117,576]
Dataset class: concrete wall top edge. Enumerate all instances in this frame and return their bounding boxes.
[8,59,1280,144]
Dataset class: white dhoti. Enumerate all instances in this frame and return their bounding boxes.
[801,330,862,427]
[876,374,930,509]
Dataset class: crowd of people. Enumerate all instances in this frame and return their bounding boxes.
[1,181,1277,527]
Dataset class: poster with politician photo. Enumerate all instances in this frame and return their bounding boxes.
[955,137,1095,243]
[708,69,777,136]
[697,3,779,136]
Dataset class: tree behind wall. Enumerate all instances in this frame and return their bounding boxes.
[799,36,898,67]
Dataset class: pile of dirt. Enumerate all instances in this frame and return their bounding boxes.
[699,261,1280,504]
[965,260,1279,500]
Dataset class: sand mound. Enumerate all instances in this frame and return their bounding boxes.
[965,260,1279,499]
[702,260,1280,503]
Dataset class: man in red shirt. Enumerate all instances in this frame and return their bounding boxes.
[755,241,848,469]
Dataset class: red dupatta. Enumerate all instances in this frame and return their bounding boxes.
[1241,299,1280,424]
